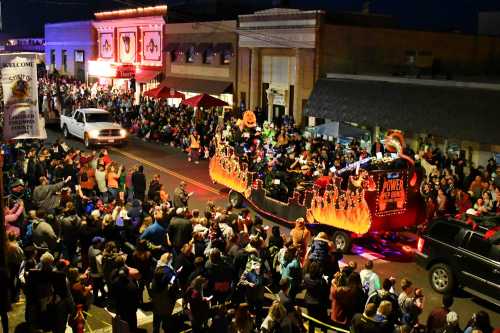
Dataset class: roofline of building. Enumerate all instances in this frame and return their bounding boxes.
[45,20,94,28]
[95,5,168,20]
[325,73,500,92]
[238,8,325,19]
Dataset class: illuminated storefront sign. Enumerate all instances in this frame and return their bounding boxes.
[115,64,136,78]
[376,171,408,216]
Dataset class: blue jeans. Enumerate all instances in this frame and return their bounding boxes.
[108,188,118,201]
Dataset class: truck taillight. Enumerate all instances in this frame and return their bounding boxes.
[417,237,425,253]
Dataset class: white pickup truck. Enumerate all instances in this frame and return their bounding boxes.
[60,108,127,148]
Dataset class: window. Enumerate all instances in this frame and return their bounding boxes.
[203,49,213,64]
[50,49,55,65]
[465,234,491,258]
[75,50,84,63]
[85,113,112,123]
[75,112,83,123]
[61,50,67,71]
[429,223,461,245]
[221,49,231,65]
[186,46,195,63]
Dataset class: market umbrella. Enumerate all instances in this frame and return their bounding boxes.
[181,93,228,108]
[143,86,185,99]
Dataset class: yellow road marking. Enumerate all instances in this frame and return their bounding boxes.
[110,147,221,195]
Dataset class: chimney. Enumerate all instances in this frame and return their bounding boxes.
[362,0,371,14]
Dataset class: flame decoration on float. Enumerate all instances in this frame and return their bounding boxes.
[209,146,250,195]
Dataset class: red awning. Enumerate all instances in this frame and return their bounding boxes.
[143,86,185,99]
[181,93,228,108]
[136,69,161,83]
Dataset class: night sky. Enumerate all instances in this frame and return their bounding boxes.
[3,0,500,37]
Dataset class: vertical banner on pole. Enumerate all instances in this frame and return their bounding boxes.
[1,53,46,140]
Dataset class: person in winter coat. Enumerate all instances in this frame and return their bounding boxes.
[110,267,140,333]
[289,218,311,262]
[4,199,24,237]
[359,260,381,297]
[150,252,178,333]
[205,248,233,303]
[185,276,210,333]
[302,261,329,333]
[280,246,302,300]
[173,181,192,208]
[6,232,24,303]
[32,213,58,251]
[59,202,82,263]
[33,176,71,213]
[366,278,400,326]
[127,239,155,307]
[330,271,357,328]
[350,303,381,333]
[167,208,193,253]
[132,165,146,202]
[306,232,339,278]
[88,237,106,305]
[427,294,454,333]
[147,174,162,202]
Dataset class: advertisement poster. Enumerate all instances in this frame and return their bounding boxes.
[119,31,136,63]
[1,53,45,140]
[100,32,114,59]
[375,171,408,216]
[143,31,162,62]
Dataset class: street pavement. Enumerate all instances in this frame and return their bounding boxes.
[8,127,499,332]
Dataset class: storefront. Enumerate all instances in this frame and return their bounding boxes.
[88,5,167,98]
[162,21,238,110]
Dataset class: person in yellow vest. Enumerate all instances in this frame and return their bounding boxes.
[188,130,201,164]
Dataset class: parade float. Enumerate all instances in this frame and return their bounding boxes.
[209,114,425,252]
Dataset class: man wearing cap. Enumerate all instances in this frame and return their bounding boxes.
[173,181,192,208]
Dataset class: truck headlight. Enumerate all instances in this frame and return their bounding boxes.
[88,130,100,138]
[120,129,127,138]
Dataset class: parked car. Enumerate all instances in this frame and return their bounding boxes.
[60,108,127,148]
[416,215,500,306]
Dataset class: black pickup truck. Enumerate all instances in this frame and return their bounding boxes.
[415,215,500,306]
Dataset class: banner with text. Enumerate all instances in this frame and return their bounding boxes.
[1,53,45,140]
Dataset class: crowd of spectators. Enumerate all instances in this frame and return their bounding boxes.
[13,77,496,333]
[38,78,221,164]
[0,142,497,333]
[417,147,499,220]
